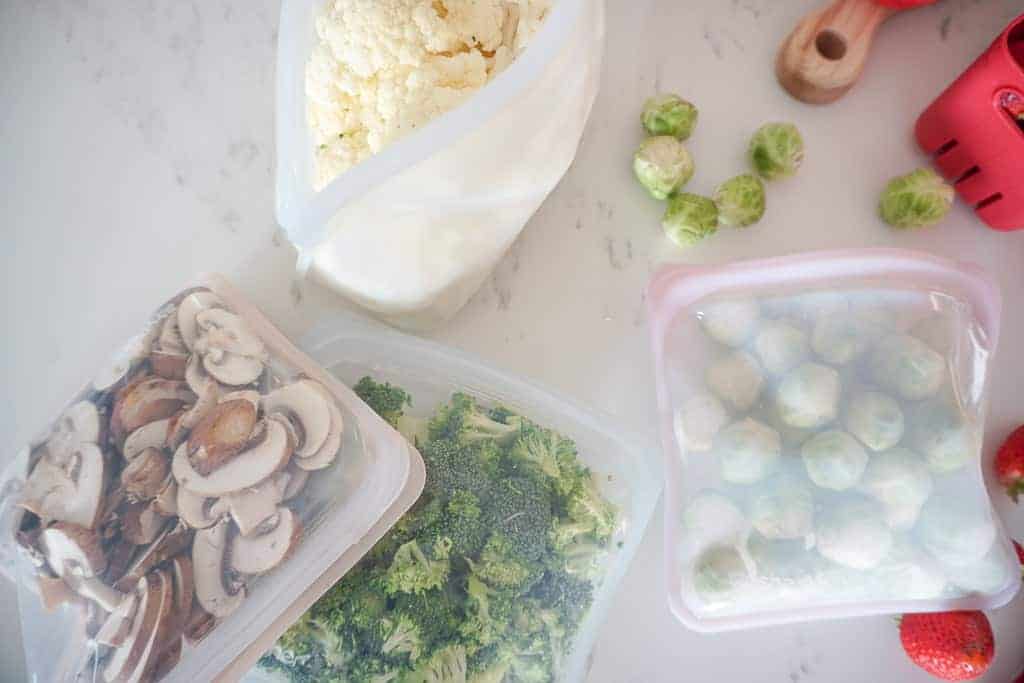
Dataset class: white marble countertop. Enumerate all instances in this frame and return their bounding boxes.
[3,0,1024,681]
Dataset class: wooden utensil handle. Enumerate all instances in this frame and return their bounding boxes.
[777,0,896,104]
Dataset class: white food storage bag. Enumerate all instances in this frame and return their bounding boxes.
[0,276,425,682]
[647,250,1020,632]
[275,0,605,330]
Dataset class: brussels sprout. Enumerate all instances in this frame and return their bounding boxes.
[844,391,905,452]
[641,93,699,139]
[692,545,751,605]
[917,498,996,568]
[801,430,869,491]
[871,536,947,600]
[764,291,849,323]
[633,135,695,200]
[775,362,840,429]
[706,351,764,412]
[749,122,804,181]
[811,314,877,366]
[663,193,719,248]
[909,397,975,473]
[879,168,954,229]
[815,496,893,570]
[699,299,761,348]
[753,320,809,376]
[910,314,954,356]
[869,334,945,401]
[950,547,1014,595]
[715,418,781,485]
[858,448,933,530]
[713,174,766,228]
[683,490,748,549]
[750,476,815,540]
[748,534,825,583]
[674,393,729,453]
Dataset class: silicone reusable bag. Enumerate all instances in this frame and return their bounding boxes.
[247,314,660,682]
[275,0,605,330]
[0,276,424,682]
[647,249,1019,632]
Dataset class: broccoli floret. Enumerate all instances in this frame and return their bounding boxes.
[429,393,523,446]
[384,538,452,595]
[354,376,411,429]
[403,644,468,683]
[469,533,540,590]
[421,438,495,501]
[485,477,553,564]
[508,427,585,497]
[435,490,487,559]
[558,538,605,580]
[392,587,462,655]
[380,614,424,663]
[530,568,593,629]
[459,575,514,652]
[564,475,617,543]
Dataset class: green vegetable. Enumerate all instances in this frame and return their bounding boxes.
[633,136,694,200]
[878,168,954,229]
[641,93,698,139]
[355,377,411,429]
[749,122,804,180]
[662,193,718,248]
[262,379,618,683]
[714,174,766,227]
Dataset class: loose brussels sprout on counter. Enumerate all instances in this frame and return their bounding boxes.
[843,391,905,452]
[715,418,781,485]
[714,174,766,228]
[749,122,804,181]
[753,320,809,376]
[910,396,975,473]
[858,448,933,530]
[815,496,893,570]
[775,362,840,429]
[869,334,945,401]
[683,490,748,549]
[674,392,729,453]
[879,168,954,229]
[917,498,996,568]
[663,192,719,248]
[706,351,764,412]
[749,475,815,541]
[801,430,869,491]
[692,545,751,605]
[633,135,695,200]
[642,93,699,140]
[700,299,761,348]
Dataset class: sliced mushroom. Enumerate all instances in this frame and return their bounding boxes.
[94,591,139,646]
[194,309,267,386]
[186,399,259,476]
[183,603,215,645]
[122,418,171,461]
[166,384,220,450]
[110,377,195,443]
[177,291,224,352]
[219,389,261,408]
[262,380,332,459]
[104,539,137,586]
[20,444,107,529]
[152,478,178,516]
[158,308,188,355]
[45,401,102,464]
[37,574,81,611]
[192,519,245,618]
[149,350,188,381]
[172,418,292,497]
[281,466,309,501]
[150,635,182,681]
[222,473,289,536]
[113,522,193,592]
[294,384,343,471]
[136,567,184,683]
[120,501,168,546]
[41,522,107,578]
[176,487,225,529]
[169,555,194,633]
[229,507,301,575]
[121,448,169,500]
[105,568,173,683]
[63,572,125,613]
[184,354,216,396]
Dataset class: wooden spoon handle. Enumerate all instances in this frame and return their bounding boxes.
[776,0,896,105]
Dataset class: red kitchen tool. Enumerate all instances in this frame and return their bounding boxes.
[916,13,1024,231]
[777,0,938,104]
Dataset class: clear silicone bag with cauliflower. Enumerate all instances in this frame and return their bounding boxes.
[649,250,1019,632]
[275,0,605,330]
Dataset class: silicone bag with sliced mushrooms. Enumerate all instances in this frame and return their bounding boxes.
[0,275,424,683]
[647,250,1020,632]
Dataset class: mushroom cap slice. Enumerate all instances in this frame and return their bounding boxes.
[185,354,217,397]
[169,555,194,633]
[262,380,333,459]
[281,466,310,501]
[95,591,139,646]
[113,522,193,592]
[122,419,171,461]
[121,448,170,500]
[294,383,344,472]
[223,473,289,536]
[195,309,266,358]
[120,501,168,546]
[178,291,224,352]
[219,389,261,409]
[21,444,107,529]
[202,353,264,387]
[101,574,161,683]
[37,574,81,612]
[152,478,178,516]
[192,519,245,618]
[187,399,259,476]
[229,507,302,575]
[46,401,102,463]
[111,378,195,443]
[172,418,292,497]
[40,522,107,578]
[66,575,126,613]
[149,350,188,381]
[158,309,188,355]
[183,603,215,645]
[167,382,221,450]
[176,487,224,529]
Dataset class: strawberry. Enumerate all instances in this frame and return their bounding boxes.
[1015,540,1024,579]
[899,611,994,681]
[995,425,1024,502]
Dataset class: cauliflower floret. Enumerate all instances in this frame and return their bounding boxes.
[699,299,761,348]
[749,475,815,541]
[674,393,729,454]
[869,333,946,400]
[775,362,840,429]
[715,418,781,485]
[844,391,905,452]
[706,351,764,412]
[753,320,809,376]
[858,448,933,530]
[682,490,748,550]
[816,497,893,570]
[801,430,869,491]
[917,498,996,568]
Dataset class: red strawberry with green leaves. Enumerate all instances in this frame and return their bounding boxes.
[1015,540,1024,579]
[899,611,994,681]
[996,425,1024,502]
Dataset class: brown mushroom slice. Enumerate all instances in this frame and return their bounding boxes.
[294,386,343,472]
[223,473,289,536]
[176,487,224,529]
[113,522,193,592]
[177,291,224,352]
[104,540,137,586]
[166,383,221,450]
[122,419,171,461]
[136,566,185,683]
[202,353,264,387]
[110,378,195,443]
[169,555,194,633]
[101,574,161,682]
[120,501,168,546]
[37,574,81,612]
[262,380,333,459]
[185,353,216,396]
[107,568,173,683]
[281,466,310,501]
[229,507,302,575]
[172,418,292,497]
[149,350,188,380]
[158,308,188,355]
[219,389,261,409]
[46,401,102,463]
[192,519,245,618]
[183,603,215,645]
[150,635,182,681]
[19,443,106,529]
[194,309,267,386]
[41,522,107,578]
[94,591,139,646]
[121,448,170,500]
[152,478,178,516]
[186,399,259,476]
